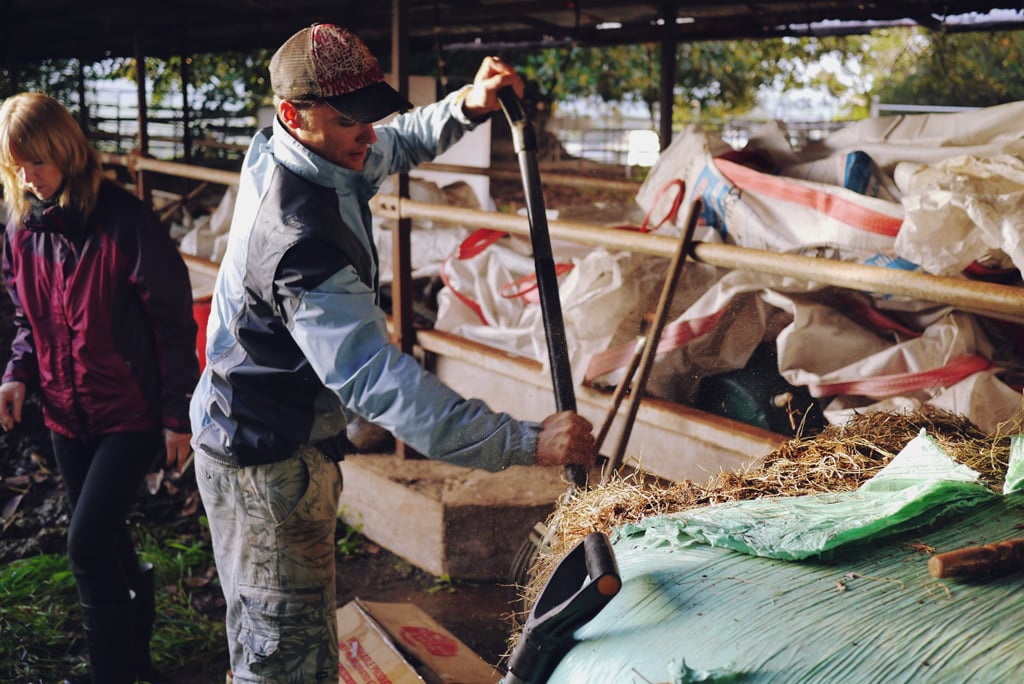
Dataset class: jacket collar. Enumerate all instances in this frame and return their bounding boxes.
[271,116,365,193]
[24,188,84,240]
[267,116,380,288]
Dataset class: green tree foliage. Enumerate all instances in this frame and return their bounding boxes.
[767,35,878,119]
[519,44,658,103]
[871,29,1024,107]
[94,49,274,116]
[0,59,87,113]
[514,35,874,126]
[6,27,1024,131]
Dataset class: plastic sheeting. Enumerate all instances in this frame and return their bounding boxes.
[656,430,994,560]
[546,434,1024,683]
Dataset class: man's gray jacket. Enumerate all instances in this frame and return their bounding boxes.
[190,88,541,468]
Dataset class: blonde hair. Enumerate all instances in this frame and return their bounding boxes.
[0,93,103,223]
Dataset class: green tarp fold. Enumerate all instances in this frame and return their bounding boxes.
[620,429,996,560]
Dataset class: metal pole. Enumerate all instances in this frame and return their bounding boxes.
[499,88,587,489]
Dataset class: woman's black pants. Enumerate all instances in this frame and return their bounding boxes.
[51,430,160,607]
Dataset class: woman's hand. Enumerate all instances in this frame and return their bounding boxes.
[0,381,26,432]
[164,429,192,474]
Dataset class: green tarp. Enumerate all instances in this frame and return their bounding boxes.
[547,431,1024,683]
[629,430,996,561]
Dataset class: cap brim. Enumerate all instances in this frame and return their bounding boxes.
[324,82,414,124]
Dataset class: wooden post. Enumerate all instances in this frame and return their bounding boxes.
[659,4,677,151]
[76,59,89,134]
[391,0,413,356]
[391,0,419,459]
[133,30,152,206]
[180,54,193,163]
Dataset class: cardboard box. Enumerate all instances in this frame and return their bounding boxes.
[337,599,503,684]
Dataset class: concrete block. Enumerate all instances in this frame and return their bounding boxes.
[339,454,581,582]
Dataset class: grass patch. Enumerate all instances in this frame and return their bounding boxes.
[0,520,225,682]
[137,521,225,671]
[0,553,81,680]
[427,573,456,594]
[336,521,365,557]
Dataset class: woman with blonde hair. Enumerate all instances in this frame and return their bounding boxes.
[0,92,199,683]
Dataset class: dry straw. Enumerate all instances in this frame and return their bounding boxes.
[517,407,1018,613]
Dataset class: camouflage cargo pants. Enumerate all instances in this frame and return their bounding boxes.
[196,445,343,683]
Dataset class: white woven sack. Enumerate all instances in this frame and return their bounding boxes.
[435,236,647,385]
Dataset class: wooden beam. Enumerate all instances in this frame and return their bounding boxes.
[418,161,640,193]
[97,155,1024,322]
[372,195,1024,321]
[416,328,782,482]
[100,154,240,187]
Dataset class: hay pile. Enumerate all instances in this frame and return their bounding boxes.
[517,407,1017,613]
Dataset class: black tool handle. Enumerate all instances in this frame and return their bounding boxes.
[497,86,587,489]
[504,531,621,684]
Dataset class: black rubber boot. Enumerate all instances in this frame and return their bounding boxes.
[132,562,160,683]
[80,601,136,684]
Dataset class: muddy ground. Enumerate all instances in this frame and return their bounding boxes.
[0,422,522,683]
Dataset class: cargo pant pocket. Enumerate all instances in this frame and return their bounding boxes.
[237,584,326,675]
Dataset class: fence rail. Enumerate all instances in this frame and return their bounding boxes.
[98,154,1024,323]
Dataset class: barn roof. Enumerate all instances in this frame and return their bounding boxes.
[3,1,1023,64]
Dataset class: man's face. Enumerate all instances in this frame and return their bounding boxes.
[289,103,378,172]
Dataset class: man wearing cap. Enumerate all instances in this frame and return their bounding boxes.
[189,23,596,683]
